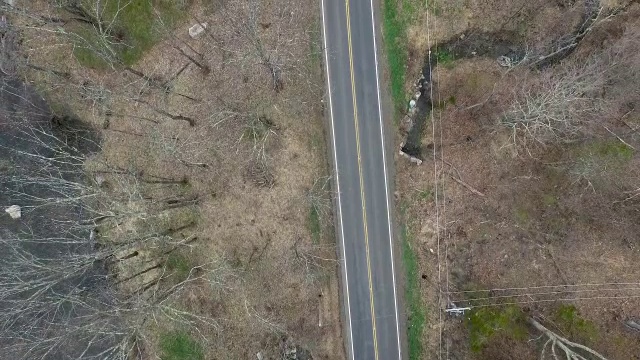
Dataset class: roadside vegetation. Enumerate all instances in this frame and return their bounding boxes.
[382,0,416,115]
[401,217,426,360]
[0,0,342,359]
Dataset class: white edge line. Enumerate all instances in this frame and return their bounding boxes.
[321,1,355,359]
[368,0,403,359]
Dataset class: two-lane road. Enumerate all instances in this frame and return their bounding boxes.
[321,0,403,358]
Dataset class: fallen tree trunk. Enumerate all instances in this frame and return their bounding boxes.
[529,317,609,360]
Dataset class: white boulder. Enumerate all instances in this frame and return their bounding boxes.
[5,205,21,219]
[189,22,207,38]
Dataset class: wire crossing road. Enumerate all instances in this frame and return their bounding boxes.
[321,0,403,359]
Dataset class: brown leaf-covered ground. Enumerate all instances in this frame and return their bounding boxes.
[394,0,640,358]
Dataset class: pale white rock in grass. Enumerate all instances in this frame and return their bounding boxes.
[189,22,207,38]
[95,174,106,187]
[5,205,21,219]
[2,0,15,6]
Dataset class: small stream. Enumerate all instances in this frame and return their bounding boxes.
[401,0,601,159]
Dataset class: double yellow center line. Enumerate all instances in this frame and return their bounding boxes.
[345,0,379,358]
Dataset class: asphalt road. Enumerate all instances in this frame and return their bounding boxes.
[321,0,403,359]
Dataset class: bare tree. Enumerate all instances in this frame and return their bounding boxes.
[0,14,19,76]
[0,121,226,359]
[292,238,336,285]
[216,0,313,92]
[501,23,640,148]
[55,1,124,68]
[501,62,606,146]
[152,130,210,168]
[530,317,609,360]
[0,228,227,359]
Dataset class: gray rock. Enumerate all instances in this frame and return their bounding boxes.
[189,22,207,38]
[5,205,21,219]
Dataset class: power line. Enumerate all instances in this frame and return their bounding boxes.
[425,2,443,359]
[458,294,640,310]
[427,8,451,360]
[450,286,640,303]
[446,282,640,294]
[433,16,451,360]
